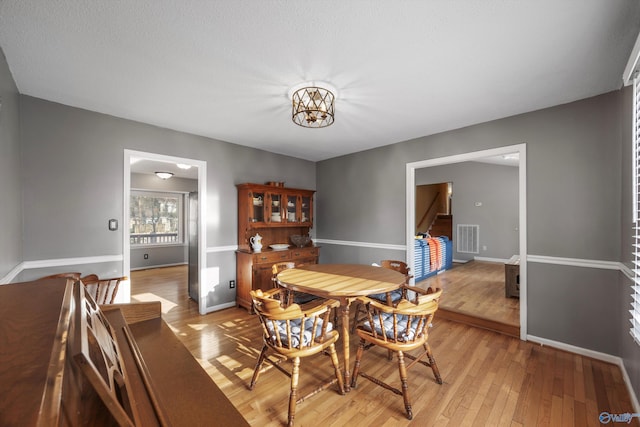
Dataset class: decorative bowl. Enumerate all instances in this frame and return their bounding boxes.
[269,244,289,250]
[290,235,311,248]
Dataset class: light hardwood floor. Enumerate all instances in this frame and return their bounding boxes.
[130,266,638,426]
[417,261,520,337]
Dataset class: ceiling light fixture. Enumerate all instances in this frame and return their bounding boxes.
[155,171,174,180]
[176,163,192,170]
[291,84,335,128]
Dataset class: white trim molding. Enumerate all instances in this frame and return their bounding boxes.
[0,262,25,284]
[528,334,620,364]
[206,245,239,253]
[313,238,406,251]
[406,143,528,340]
[474,256,510,264]
[528,335,640,413]
[22,254,124,269]
[130,262,187,271]
[528,254,621,270]
[623,30,640,86]
[203,301,236,314]
[620,263,634,281]
[1,254,124,285]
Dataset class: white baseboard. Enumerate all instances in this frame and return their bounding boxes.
[203,301,237,313]
[130,262,187,271]
[0,262,24,285]
[474,256,510,263]
[528,334,639,412]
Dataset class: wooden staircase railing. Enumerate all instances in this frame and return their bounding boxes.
[417,191,440,231]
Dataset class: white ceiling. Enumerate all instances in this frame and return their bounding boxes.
[1,1,639,162]
[130,157,199,180]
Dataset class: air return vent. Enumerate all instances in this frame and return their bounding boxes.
[457,224,479,254]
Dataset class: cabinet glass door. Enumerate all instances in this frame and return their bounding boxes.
[250,191,265,223]
[285,195,298,223]
[301,195,312,224]
[270,193,282,223]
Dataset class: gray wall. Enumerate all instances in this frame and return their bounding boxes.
[416,161,519,261]
[130,173,197,270]
[0,48,22,280]
[317,90,623,357]
[16,96,316,309]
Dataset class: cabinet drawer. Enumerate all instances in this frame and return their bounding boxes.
[291,247,319,260]
[253,251,291,264]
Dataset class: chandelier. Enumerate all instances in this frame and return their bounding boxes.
[291,86,335,128]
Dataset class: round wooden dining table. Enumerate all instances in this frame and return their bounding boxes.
[276,263,406,392]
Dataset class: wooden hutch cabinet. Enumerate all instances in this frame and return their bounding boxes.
[236,183,319,310]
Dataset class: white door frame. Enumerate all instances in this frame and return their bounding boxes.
[124,149,208,314]
[406,143,527,340]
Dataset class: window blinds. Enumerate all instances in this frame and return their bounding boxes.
[632,75,640,345]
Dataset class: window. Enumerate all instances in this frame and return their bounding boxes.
[130,191,184,245]
[632,75,640,345]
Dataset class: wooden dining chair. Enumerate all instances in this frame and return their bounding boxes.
[249,288,345,427]
[271,262,321,307]
[39,272,82,280]
[80,273,99,283]
[81,275,127,304]
[350,260,413,333]
[351,286,443,420]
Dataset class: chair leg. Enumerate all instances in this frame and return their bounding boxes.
[350,339,365,389]
[249,344,269,390]
[397,351,413,420]
[288,357,300,427]
[328,343,345,394]
[425,343,443,384]
[350,302,362,334]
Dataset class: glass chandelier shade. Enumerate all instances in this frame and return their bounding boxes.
[291,86,335,128]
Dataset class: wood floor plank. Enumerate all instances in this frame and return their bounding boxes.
[129,265,639,427]
[418,260,519,327]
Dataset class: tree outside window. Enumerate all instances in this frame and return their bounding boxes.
[130,191,183,245]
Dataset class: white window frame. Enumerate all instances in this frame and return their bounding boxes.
[626,32,640,346]
[129,190,185,247]
[632,76,640,346]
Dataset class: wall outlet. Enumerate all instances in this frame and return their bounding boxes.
[229,280,235,288]
[482,245,487,251]
[143,254,149,259]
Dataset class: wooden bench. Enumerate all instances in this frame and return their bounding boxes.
[0,278,249,426]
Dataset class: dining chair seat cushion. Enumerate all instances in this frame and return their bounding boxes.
[266,318,334,348]
[292,292,321,305]
[368,289,403,303]
[362,313,423,342]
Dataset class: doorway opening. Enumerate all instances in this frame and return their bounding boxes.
[406,144,527,340]
[124,150,208,314]
[415,182,452,239]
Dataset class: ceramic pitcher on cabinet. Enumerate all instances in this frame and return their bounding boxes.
[250,233,263,252]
